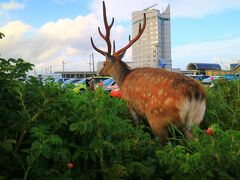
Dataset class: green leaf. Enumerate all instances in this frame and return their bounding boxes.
[79,122,87,135]
[31,141,41,150]
[180,163,190,173]
[48,135,63,146]
[0,142,13,152]
[70,122,79,131]
[103,141,114,150]
[6,139,16,144]
[27,155,35,165]
[89,151,96,161]
[70,121,87,134]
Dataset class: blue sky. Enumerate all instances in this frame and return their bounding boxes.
[1,0,240,72]
[8,0,91,26]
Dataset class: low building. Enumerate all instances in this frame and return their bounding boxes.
[230,63,239,70]
[54,71,97,78]
[231,63,240,71]
[186,63,240,76]
[235,64,240,71]
[187,63,221,75]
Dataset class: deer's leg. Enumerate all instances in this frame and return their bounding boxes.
[182,125,193,140]
[147,114,169,144]
[183,127,193,140]
[127,102,139,124]
[153,126,169,145]
[181,99,206,140]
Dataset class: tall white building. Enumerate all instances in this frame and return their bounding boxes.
[132,5,172,70]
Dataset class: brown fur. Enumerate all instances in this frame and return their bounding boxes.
[92,1,206,143]
[99,57,206,143]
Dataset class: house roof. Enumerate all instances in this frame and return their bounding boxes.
[187,63,222,70]
[230,63,239,70]
[235,64,240,70]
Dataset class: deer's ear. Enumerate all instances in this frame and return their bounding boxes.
[104,53,116,63]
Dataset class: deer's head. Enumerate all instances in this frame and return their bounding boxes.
[91,1,146,76]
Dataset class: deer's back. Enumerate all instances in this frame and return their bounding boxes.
[121,68,206,122]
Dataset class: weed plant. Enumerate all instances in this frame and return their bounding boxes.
[1,57,240,179]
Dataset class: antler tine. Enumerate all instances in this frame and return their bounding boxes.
[109,18,114,28]
[100,1,114,54]
[115,13,146,55]
[113,40,116,53]
[90,37,106,56]
[91,1,115,55]
[98,27,105,39]
[103,1,114,28]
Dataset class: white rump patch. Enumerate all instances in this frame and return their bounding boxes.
[180,98,206,129]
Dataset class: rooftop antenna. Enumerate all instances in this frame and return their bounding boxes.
[143,3,158,11]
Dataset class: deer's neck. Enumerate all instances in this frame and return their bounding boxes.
[110,61,131,88]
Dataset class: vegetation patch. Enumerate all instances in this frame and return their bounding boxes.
[1,57,240,179]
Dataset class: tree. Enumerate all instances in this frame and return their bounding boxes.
[0,32,5,39]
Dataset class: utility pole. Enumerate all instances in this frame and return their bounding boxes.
[62,61,65,78]
[33,66,36,75]
[89,54,92,77]
[49,66,52,74]
[92,52,95,76]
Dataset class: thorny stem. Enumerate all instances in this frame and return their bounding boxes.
[24,166,31,180]
[15,90,47,152]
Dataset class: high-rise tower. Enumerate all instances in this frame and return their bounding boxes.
[132,5,171,70]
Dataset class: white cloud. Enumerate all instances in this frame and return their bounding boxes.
[0,20,31,37]
[1,15,239,72]
[172,37,240,70]
[0,1,25,25]
[0,14,130,73]
[1,0,240,74]
[0,1,24,10]
[2,18,239,72]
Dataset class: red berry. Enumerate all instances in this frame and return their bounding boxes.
[67,162,74,169]
[206,128,214,136]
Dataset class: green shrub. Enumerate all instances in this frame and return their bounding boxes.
[0,58,160,179]
[156,125,240,179]
[203,79,240,130]
[1,58,240,179]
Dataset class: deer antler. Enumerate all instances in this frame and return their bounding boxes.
[91,1,146,57]
[112,35,132,55]
[90,1,114,55]
[115,13,146,55]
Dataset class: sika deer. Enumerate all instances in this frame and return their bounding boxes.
[91,1,206,143]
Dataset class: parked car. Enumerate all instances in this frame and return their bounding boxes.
[186,74,209,81]
[61,78,83,87]
[73,76,110,93]
[186,75,202,81]
[102,78,116,92]
[37,73,62,82]
[202,76,221,84]
[54,78,70,83]
[74,78,87,85]
[110,84,122,98]
[223,74,240,80]
[198,75,209,81]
